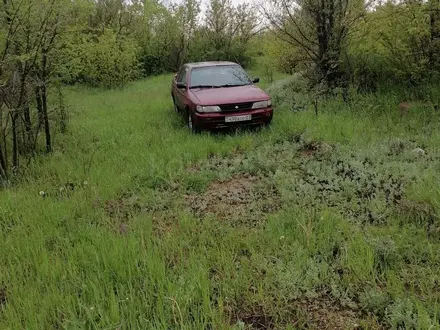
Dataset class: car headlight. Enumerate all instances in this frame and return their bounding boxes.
[196,105,221,113]
[252,99,272,109]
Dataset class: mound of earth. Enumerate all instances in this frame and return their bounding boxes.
[185,174,279,226]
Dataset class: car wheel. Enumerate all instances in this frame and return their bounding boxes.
[172,96,179,113]
[264,114,273,127]
[187,109,200,134]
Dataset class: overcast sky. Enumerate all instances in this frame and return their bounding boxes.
[166,0,253,11]
[202,0,254,14]
[230,0,250,4]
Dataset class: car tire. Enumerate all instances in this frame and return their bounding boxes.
[187,108,200,134]
[172,95,179,113]
[264,114,273,127]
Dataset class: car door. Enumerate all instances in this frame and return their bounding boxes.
[173,66,189,111]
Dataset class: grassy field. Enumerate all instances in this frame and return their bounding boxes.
[1,73,440,329]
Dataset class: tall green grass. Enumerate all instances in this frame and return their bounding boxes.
[0,73,439,329]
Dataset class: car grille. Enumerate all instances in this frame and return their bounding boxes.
[219,102,253,112]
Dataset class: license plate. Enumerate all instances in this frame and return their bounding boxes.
[225,115,251,123]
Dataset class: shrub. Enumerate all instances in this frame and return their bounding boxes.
[60,29,139,88]
[266,74,309,111]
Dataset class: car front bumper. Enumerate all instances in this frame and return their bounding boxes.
[194,107,273,129]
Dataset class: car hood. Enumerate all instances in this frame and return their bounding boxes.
[190,85,269,105]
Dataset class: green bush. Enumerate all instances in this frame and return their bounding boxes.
[60,29,139,88]
[266,74,310,111]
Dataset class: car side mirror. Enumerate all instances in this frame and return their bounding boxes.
[176,82,186,89]
[252,77,260,83]
[174,74,178,80]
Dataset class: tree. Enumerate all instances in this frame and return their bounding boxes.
[170,0,201,70]
[428,0,440,71]
[347,0,440,89]
[262,0,367,87]
[202,0,261,65]
[0,0,68,180]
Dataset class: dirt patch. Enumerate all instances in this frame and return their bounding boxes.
[229,303,275,329]
[295,297,383,330]
[227,295,383,329]
[185,174,280,225]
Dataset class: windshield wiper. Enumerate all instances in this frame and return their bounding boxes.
[190,84,250,89]
[189,85,219,89]
[217,83,250,88]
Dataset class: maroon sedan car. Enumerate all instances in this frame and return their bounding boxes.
[171,61,273,133]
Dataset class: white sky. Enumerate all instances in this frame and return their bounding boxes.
[166,0,253,10]
[163,0,255,21]
[231,0,250,4]
[204,0,254,17]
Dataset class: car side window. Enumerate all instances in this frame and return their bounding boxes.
[177,67,187,83]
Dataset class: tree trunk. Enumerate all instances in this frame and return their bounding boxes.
[313,0,344,87]
[11,112,18,169]
[0,107,6,179]
[315,1,330,82]
[16,61,28,158]
[23,103,32,151]
[0,141,7,180]
[42,85,51,153]
[41,50,52,153]
[35,86,43,126]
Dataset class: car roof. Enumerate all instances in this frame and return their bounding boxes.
[184,61,239,69]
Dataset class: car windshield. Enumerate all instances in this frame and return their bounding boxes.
[189,65,252,88]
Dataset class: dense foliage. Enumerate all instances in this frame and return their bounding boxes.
[263,0,440,91]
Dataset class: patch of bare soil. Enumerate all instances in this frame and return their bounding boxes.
[185,174,280,225]
[295,298,376,330]
[229,303,275,329]
[298,297,385,330]
[227,296,383,330]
